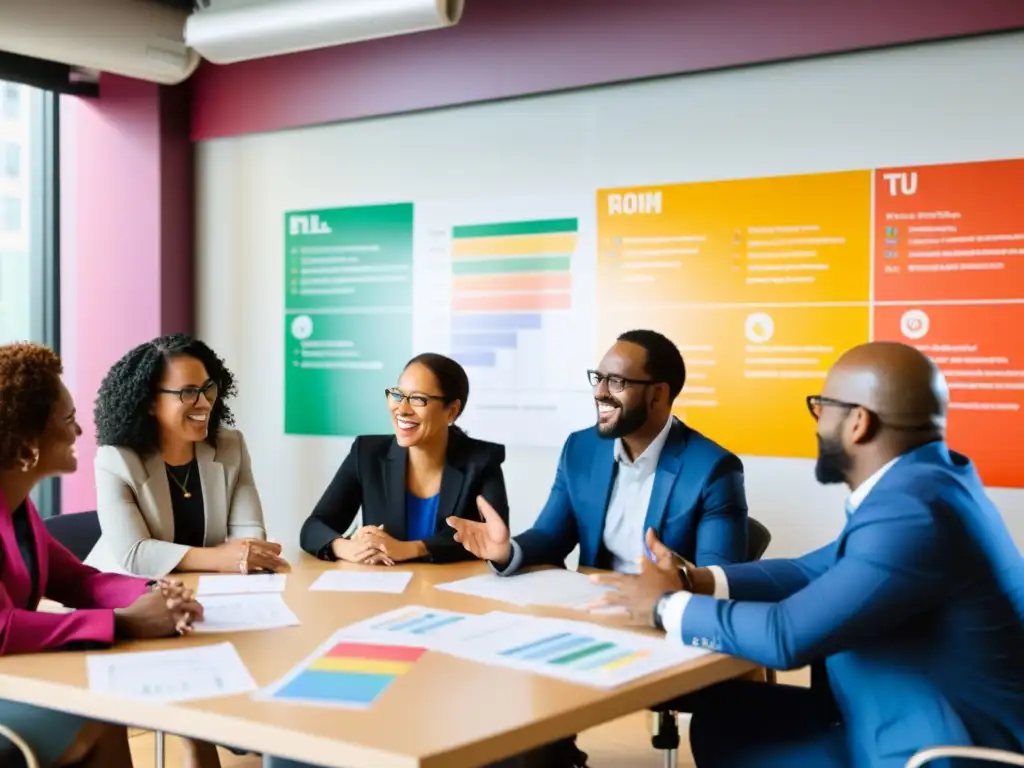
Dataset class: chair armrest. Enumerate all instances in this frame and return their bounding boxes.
[906,746,1024,768]
[0,723,38,768]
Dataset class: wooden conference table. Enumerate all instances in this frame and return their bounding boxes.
[0,557,756,768]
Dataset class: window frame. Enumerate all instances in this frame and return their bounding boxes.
[27,89,61,518]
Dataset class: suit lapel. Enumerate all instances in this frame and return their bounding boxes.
[383,440,409,540]
[585,439,617,566]
[196,440,225,546]
[142,452,176,542]
[643,420,686,535]
[438,463,465,526]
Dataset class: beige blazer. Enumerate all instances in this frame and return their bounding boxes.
[86,428,266,578]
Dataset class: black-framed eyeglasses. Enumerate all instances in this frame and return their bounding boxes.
[807,394,938,432]
[587,369,655,394]
[160,380,219,405]
[385,388,447,408]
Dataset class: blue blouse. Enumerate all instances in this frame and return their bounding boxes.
[405,492,440,542]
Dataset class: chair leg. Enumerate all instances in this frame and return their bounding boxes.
[154,730,165,768]
[651,710,680,767]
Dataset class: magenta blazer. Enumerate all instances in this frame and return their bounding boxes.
[0,497,149,655]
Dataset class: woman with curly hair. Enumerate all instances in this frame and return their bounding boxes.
[87,333,286,578]
[0,342,203,768]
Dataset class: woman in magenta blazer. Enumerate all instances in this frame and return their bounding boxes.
[0,343,203,768]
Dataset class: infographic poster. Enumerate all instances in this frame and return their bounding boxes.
[596,171,872,459]
[284,203,414,436]
[872,159,1024,489]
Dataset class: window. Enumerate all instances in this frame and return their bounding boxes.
[1,142,19,178]
[0,80,60,516]
[0,83,20,120]
[0,196,20,232]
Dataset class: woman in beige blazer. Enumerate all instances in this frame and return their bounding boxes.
[88,334,287,580]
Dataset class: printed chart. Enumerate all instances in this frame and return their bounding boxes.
[444,611,709,689]
[414,198,597,446]
[597,171,871,459]
[284,203,415,436]
[261,633,427,710]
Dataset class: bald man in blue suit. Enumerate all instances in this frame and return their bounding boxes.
[596,342,1024,768]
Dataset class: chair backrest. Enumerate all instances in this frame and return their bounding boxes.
[746,517,771,562]
[43,510,101,562]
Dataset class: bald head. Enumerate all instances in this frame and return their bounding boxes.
[824,342,948,432]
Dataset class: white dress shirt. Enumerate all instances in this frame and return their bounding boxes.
[494,415,675,576]
[661,456,903,640]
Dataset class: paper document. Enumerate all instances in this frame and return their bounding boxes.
[309,570,413,594]
[441,611,710,688]
[193,593,300,633]
[86,642,256,702]
[434,569,622,613]
[338,605,483,650]
[196,573,287,596]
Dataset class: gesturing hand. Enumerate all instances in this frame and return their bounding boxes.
[116,586,205,639]
[448,496,512,565]
[588,528,685,626]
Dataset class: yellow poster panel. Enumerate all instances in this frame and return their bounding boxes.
[599,305,870,458]
[596,170,872,308]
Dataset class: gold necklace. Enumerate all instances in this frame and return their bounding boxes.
[166,463,193,499]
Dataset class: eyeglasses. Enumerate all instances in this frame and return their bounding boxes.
[160,380,219,405]
[805,395,861,420]
[587,370,655,394]
[385,388,447,408]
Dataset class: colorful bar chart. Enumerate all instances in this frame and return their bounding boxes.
[449,217,578,368]
[497,631,651,675]
[369,608,468,636]
[263,634,426,710]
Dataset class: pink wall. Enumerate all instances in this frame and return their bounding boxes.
[60,76,193,513]
[191,0,1024,140]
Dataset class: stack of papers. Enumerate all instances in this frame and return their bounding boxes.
[309,571,413,594]
[434,569,622,613]
[194,593,300,633]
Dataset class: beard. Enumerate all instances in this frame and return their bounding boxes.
[814,430,851,485]
[596,397,649,439]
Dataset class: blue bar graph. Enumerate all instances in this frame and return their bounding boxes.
[452,350,497,368]
[451,332,518,349]
[451,313,543,332]
[499,632,575,657]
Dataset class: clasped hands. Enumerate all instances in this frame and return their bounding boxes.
[586,528,691,627]
[332,525,417,565]
[115,578,205,639]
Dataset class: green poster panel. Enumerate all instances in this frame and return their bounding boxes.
[284,203,414,436]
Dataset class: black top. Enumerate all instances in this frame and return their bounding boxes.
[12,503,39,607]
[166,459,206,547]
[300,431,509,564]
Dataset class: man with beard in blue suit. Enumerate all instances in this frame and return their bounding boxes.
[594,341,1024,768]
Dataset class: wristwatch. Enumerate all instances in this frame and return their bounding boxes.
[652,591,674,631]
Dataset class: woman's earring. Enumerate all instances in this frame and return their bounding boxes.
[19,447,39,472]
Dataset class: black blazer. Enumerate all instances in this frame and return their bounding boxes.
[300,431,509,564]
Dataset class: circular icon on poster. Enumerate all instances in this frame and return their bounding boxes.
[900,309,929,340]
[291,314,313,340]
[744,312,774,344]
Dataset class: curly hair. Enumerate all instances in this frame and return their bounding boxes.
[0,343,64,470]
[94,334,236,455]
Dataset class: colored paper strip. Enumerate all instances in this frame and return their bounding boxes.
[325,642,426,663]
[310,657,414,676]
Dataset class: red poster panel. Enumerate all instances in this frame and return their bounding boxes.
[874,159,1024,303]
[873,303,1024,488]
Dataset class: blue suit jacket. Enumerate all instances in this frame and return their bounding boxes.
[514,419,748,569]
[681,442,1024,767]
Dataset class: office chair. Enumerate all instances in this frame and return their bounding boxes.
[0,723,38,768]
[906,747,1024,767]
[649,516,773,768]
[43,511,101,562]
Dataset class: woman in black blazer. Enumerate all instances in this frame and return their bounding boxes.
[299,353,509,565]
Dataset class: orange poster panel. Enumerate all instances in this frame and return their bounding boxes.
[874,159,1024,302]
[873,303,1024,488]
[599,305,870,458]
[596,170,871,308]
